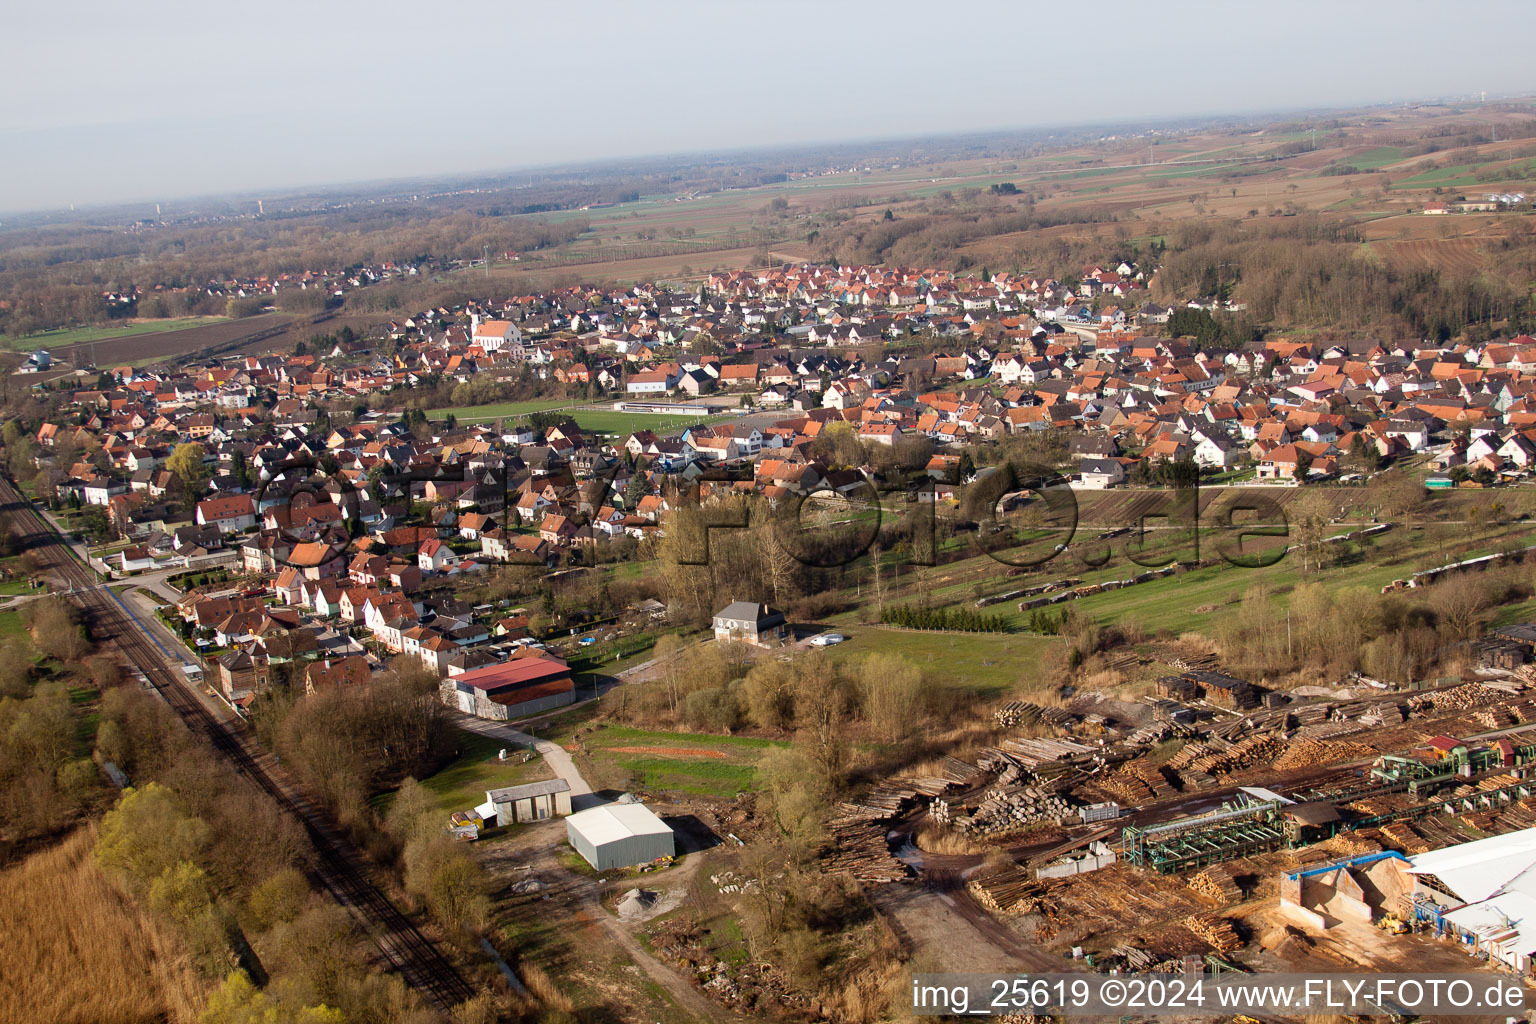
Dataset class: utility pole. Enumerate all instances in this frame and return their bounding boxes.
[484,245,490,279]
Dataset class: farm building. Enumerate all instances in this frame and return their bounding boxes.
[565,801,675,871]
[712,601,786,646]
[441,654,575,720]
[483,779,572,824]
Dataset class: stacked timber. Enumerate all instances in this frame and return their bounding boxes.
[1272,738,1375,771]
[994,702,1043,728]
[1183,734,1283,777]
[1380,822,1431,855]
[1359,703,1407,727]
[957,784,1074,836]
[1039,707,1076,729]
[1294,719,1368,740]
[1474,705,1519,730]
[1002,736,1097,769]
[836,782,917,820]
[1110,945,1159,972]
[1408,683,1502,714]
[1185,914,1243,954]
[1164,742,1209,772]
[968,866,1052,915]
[1186,865,1243,906]
[823,819,908,883]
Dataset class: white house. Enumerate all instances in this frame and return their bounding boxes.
[470,316,524,359]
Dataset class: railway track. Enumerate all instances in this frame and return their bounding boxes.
[0,476,477,1014]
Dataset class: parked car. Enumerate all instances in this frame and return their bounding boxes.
[809,632,845,646]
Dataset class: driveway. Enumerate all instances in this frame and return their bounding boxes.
[449,710,596,806]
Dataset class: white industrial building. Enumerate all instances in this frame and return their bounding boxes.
[1409,826,1536,972]
[565,801,675,871]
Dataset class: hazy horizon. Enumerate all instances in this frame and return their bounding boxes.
[5,0,1535,215]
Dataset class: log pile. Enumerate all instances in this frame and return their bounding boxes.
[823,820,909,883]
[1325,832,1383,857]
[1358,703,1407,727]
[836,782,917,820]
[994,701,1043,728]
[968,866,1053,915]
[1184,913,1243,954]
[905,757,986,797]
[1272,738,1375,771]
[1002,736,1097,769]
[1380,822,1432,855]
[1110,944,1159,972]
[957,784,1074,835]
[1164,741,1211,771]
[1408,683,1502,715]
[1096,758,1176,805]
[1181,734,1284,778]
[1186,865,1243,906]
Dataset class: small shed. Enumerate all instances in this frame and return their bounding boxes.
[565,802,675,871]
[485,778,572,825]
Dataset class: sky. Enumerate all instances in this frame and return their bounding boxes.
[5,0,1535,214]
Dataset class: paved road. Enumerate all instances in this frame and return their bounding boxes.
[449,710,596,806]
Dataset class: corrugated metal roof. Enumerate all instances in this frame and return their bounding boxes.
[566,802,671,846]
[487,778,571,802]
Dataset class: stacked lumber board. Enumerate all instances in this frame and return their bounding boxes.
[968,866,1053,915]
[1186,865,1243,906]
[1184,914,1243,954]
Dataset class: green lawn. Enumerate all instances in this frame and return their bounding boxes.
[822,625,1058,696]
[418,728,556,814]
[426,397,574,422]
[4,317,227,352]
[569,410,712,436]
[555,722,781,799]
[0,609,30,643]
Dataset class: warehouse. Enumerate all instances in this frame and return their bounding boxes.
[565,801,674,871]
[483,778,572,824]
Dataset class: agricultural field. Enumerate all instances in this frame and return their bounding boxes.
[1376,238,1491,275]
[3,316,227,352]
[42,313,297,367]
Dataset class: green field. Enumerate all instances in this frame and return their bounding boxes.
[5,317,227,352]
[427,397,574,422]
[1391,159,1536,189]
[1350,146,1405,170]
[419,728,556,813]
[569,410,713,436]
[823,625,1058,696]
[553,722,780,799]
